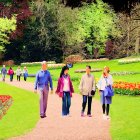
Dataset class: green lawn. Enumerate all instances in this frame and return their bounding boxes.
[110,95,140,140]
[0,82,39,140]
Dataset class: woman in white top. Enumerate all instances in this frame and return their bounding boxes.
[16,66,22,81]
[97,66,113,120]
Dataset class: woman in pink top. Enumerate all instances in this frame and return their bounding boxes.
[56,66,74,116]
[8,67,14,82]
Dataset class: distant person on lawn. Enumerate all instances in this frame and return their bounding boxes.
[97,66,114,120]
[23,66,28,81]
[1,65,7,82]
[79,65,96,117]
[56,66,74,116]
[16,66,22,81]
[34,61,53,118]
[8,67,14,82]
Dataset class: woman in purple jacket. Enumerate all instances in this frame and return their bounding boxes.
[56,66,74,116]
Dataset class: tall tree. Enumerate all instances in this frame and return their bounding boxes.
[79,0,120,58]
[0,16,16,52]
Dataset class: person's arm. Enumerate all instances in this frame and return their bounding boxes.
[34,72,39,90]
[92,76,96,91]
[48,73,53,90]
[109,75,113,85]
[79,76,84,93]
[69,77,74,93]
[56,78,61,94]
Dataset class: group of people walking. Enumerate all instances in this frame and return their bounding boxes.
[34,61,114,120]
[1,65,28,82]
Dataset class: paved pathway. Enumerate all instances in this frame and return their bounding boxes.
[5,79,111,140]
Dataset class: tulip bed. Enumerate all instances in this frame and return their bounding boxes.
[113,82,140,95]
[0,95,13,120]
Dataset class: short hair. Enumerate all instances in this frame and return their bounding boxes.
[86,65,91,69]
[41,61,47,65]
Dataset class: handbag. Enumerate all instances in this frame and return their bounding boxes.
[104,78,114,97]
[91,90,96,96]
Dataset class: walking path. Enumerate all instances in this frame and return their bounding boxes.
[5,79,111,140]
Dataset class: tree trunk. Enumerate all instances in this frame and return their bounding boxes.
[135,31,140,55]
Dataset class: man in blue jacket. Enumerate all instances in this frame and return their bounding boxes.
[34,61,53,118]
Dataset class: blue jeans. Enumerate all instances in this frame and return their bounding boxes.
[62,92,71,116]
[10,74,13,81]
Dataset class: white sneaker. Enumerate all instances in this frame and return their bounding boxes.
[103,114,106,119]
[106,115,110,120]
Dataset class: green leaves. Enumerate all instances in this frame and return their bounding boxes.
[79,0,120,55]
[0,16,16,52]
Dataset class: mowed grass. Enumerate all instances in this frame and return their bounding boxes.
[0,82,39,140]
[110,95,140,140]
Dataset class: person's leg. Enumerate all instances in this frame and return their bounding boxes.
[106,104,110,116]
[66,92,71,115]
[62,92,67,116]
[102,104,106,114]
[82,95,87,115]
[39,89,45,117]
[10,75,12,81]
[11,75,13,81]
[87,96,92,115]
[43,87,49,116]
[19,76,20,81]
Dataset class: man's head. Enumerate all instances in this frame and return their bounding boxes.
[42,61,48,71]
[3,65,5,68]
[86,65,91,74]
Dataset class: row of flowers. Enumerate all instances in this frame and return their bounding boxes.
[0,95,13,120]
[113,82,140,95]
[21,61,56,66]
[118,58,140,65]
[111,71,140,76]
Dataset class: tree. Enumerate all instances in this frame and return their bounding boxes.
[79,0,120,58]
[0,16,16,52]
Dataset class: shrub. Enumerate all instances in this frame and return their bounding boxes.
[2,60,15,66]
[65,55,83,64]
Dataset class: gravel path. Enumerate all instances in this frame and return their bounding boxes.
[5,79,111,140]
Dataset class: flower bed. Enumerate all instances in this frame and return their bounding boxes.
[113,82,140,95]
[75,68,102,73]
[118,58,140,65]
[81,58,109,63]
[0,95,13,120]
[21,61,56,66]
[111,71,140,76]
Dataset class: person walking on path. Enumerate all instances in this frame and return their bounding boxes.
[79,65,96,117]
[97,66,114,120]
[23,66,28,81]
[16,66,22,81]
[1,65,7,82]
[8,67,14,82]
[56,66,74,116]
[34,61,53,118]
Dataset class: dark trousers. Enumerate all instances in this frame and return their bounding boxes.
[82,95,92,115]
[62,92,71,116]
[24,76,27,81]
[17,75,20,81]
[10,74,13,81]
[102,104,110,115]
